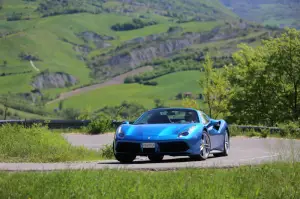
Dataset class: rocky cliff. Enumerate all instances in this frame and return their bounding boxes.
[32,71,78,89]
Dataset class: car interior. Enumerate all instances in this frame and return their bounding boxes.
[147,110,199,124]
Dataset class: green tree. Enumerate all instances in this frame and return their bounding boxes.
[199,54,232,119]
[226,28,300,125]
[225,43,281,125]
[264,28,300,121]
[154,99,165,108]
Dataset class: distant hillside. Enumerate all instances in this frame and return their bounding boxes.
[0,0,283,119]
[219,0,300,29]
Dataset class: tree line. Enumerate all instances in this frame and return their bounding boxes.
[197,28,300,126]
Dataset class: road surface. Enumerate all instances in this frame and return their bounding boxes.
[0,134,299,171]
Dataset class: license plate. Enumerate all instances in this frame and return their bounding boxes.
[142,143,155,148]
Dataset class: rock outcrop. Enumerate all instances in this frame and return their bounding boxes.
[32,71,78,89]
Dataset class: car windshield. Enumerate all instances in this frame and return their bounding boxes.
[133,109,199,124]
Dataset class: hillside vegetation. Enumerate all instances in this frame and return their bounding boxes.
[220,0,300,29]
[0,0,291,121]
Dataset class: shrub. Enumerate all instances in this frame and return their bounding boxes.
[142,81,158,86]
[111,18,157,31]
[100,144,114,159]
[277,121,300,138]
[260,129,269,138]
[87,118,112,134]
[124,76,135,83]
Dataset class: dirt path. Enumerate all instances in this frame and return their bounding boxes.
[47,66,153,105]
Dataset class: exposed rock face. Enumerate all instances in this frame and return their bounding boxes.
[90,22,256,79]
[77,31,114,48]
[32,72,78,89]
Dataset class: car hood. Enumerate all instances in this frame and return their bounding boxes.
[119,123,202,140]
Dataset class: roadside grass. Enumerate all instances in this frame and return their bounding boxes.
[229,125,300,139]
[0,124,110,163]
[0,162,299,198]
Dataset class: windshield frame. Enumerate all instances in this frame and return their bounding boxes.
[132,108,200,125]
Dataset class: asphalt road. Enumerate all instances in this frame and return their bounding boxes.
[0,134,299,171]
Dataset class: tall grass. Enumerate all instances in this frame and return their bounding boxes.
[0,124,106,162]
[0,162,299,198]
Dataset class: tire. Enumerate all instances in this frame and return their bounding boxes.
[114,153,136,163]
[113,142,136,163]
[213,129,230,157]
[190,130,211,161]
[148,155,164,162]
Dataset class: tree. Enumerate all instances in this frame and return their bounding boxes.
[58,100,64,111]
[0,0,3,10]
[225,44,282,125]
[264,28,300,121]
[199,54,232,119]
[226,28,300,125]
[181,98,199,110]
[154,99,165,108]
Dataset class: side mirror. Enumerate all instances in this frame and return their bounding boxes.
[122,121,129,125]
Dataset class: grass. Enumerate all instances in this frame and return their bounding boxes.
[0,103,47,120]
[0,162,298,198]
[0,2,224,96]
[47,70,207,111]
[0,124,109,162]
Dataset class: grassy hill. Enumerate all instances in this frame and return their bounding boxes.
[47,70,207,112]
[219,0,300,29]
[0,0,284,119]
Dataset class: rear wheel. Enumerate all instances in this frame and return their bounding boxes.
[148,155,164,162]
[190,131,211,161]
[114,153,136,163]
[214,129,230,157]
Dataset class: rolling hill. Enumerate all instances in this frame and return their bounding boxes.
[219,0,300,29]
[0,0,285,119]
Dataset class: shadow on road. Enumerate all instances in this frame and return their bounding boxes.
[98,155,217,165]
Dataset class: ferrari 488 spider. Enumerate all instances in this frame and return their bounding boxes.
[113,107,230,163]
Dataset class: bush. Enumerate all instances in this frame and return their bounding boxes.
[124,76,135,83]
[277,121,300,138]
[142,81,158,86]
[87,118,112,134]
[111,18,157,31]
[100,144,114,159]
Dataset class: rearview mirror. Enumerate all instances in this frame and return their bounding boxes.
[122,121,129,125]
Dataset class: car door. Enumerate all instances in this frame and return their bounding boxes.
[199,112,220,150]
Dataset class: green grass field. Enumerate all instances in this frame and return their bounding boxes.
[0,162,299,198]
[0,124,107,162]
[47,70,206,111]
[0,0,226,97]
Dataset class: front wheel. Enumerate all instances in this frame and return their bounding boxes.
[114,153,136,163]
[190,131,211,161]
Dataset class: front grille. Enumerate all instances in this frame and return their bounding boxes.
[116,142,141,153]
[158,142,189,153]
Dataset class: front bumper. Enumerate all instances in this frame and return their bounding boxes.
[114,140,194,156]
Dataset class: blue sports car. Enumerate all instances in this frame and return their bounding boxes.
[113,107,230,163]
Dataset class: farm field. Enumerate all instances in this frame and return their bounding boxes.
[47,70,207,112]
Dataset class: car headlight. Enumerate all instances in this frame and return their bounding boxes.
[178,126,196,137]
[116,126,125,138]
